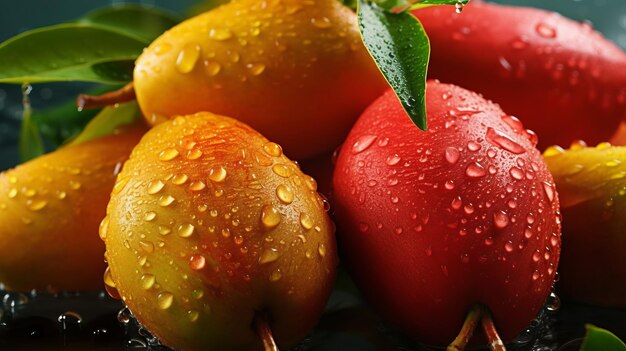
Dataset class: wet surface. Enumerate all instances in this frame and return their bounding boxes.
[0,288,623,350]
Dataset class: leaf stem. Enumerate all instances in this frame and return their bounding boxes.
[447,304,483,351]
[254,313,279,351]
[481,307,506,351]
[77,82,136,110]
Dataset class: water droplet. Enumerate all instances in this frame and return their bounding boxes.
[189,255,206,270]
[188,310,200,322]
[386,154,401,166]
[272,164,291,178]
[259,248,280,264]
[494,210,510,229]
[451,196,463,210]
[27,199,47,211]
[159,149,179,161]
[189,181,206,191]
[445,180,455,190]
[510,167,524,180]
[276,184,294,204]
[318,243,327,257]
[486,128,526,154]
[153,43,172,55]
[103,267,116,289]
[311,17,332,28]
[141,274,155,290]
[159,195,175,207]
[158,226,172,235]
[467,141,482,152]
[206,165,227,183]
[157,292,174,310]
[247,63,266,76]
[112,178,127,194]
[263,142,283,157]
[300,213,314,230]
[269,269,283,282]
[542,182,555,202]
[466,162,486,178]
[524,228,533,239]
[532,271,540,280]
[504,241,514,253]
[261,205,281,229]
[7,188,18,198]
[99,217,109,240]
[445,147,460,164]
[352,135,377,154]
[172,174,189,185]
[536,23,557,38]
[209,28,233,41]
[546,292,561,312]
[192,289,204,299]
[139,240,154,253]
[186,149,203,160]
[204,60,222,76]
[176,44,201,74]
[148,180,165,195]
[144,211,157,222]
[178,223,195,238]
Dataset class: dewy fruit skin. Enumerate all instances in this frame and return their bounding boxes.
[133,0,387,159]
[102,113,337,351]
[415,2,626,149]
[334,81,561,346]
[544,142,626,308]
[0,124,146,291]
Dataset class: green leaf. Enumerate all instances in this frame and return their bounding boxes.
[0,23,146,84]
[65,101,141,147]
[580,325,626,351]
[358,0,430,130]
[79,4,181,43]
[19,85,45,162]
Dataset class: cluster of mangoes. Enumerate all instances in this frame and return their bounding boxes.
[1,1,625,350]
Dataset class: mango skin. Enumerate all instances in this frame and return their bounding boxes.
[103,113,337,351]
[134,0,387,159]
[544,143,626,307]
[0,125,146,291]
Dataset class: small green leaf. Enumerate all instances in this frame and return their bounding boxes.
[19,85,45,162]
[580,325,626,351]
[79,4,181,43]
[65,101,141,147]
[0,23,146,84]
[358,0,430,130]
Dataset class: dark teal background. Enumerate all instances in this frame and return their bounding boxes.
[1,0,626,170]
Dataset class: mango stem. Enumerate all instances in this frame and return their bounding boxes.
[447,304,484,351]
[254,313,279,351]
[481,308,506,351]
[77,82,136,110]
